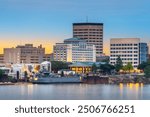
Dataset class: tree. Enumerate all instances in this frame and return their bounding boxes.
[138,60,150,70]
[100,64,115,75]
[51,61,69,73]
[125,62,133,73]
[0,69,4,82]
[122,65,128,73]
[92,63,97,73]
[138,62,147,70]
[0,69,4,77]
[144,65,150,78]
[115,56,123,72]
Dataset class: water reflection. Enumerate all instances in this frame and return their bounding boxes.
[0,83,150,100]
[119,83,144,100]
[27,84,33,95]
[119,83,144,90]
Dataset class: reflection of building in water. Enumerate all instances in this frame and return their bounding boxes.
[27,84,33,95]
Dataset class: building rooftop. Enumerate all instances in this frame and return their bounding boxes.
[64,37,83,41]
[73,23,103,26]
[110,38,140,44]
[69,62,91,67]
[69,62,106,67]
[64,37,86,43]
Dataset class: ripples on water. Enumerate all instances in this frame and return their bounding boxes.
[0,83,150,100]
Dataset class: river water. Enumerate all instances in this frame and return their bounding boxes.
[0,83,150,100]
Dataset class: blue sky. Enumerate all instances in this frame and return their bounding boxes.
[0,0,150,54]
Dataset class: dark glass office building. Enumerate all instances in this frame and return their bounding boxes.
[139,43,148,64]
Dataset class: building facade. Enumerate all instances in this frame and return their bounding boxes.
[139,43,148,64]
[110,38,148,68]
[0,54,4,64]
[4,44,45,64]
[53,43,70,62]
[43,53,54,61]
[53,38,96,62]
[73,23,103,57]
[148,42,150,60]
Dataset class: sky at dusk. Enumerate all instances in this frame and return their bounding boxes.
[0,0,150,55]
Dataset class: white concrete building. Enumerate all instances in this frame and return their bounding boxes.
[110,38,147,68]
[53,38,96,62]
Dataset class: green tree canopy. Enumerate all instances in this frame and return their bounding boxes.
[0,69,4,77]
[100,64,115,75]
[51,61,69,73]
[115,56,123,72]
[92,63,97,73]
[125,62,133,73]
[144,65,150,78]
[122,65,128,72]
[138,60,150,70]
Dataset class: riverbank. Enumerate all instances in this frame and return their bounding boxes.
[1,75,150,85]
[0,82,34,85]
[83,75,150,84]
[109,76,150,84]
[0,82,15,85]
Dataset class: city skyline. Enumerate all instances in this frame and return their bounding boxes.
[0,0,150,55]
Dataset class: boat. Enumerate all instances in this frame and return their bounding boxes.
[31,72,82,84]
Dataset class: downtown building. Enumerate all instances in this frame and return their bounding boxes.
[4,44,45,64]
[110,38,148,68]
[73,23,103,60]
[53,38,96,62]
[0,54,4,64]
[148,42,150,59]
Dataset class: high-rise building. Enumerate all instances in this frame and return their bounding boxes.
[110,38,148,68]
[139,43,148,63]
[53,38,96,62]
[4,44,45,64]
[0,54,4,64]
[148,42,150,59]
[73,23,103,58]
